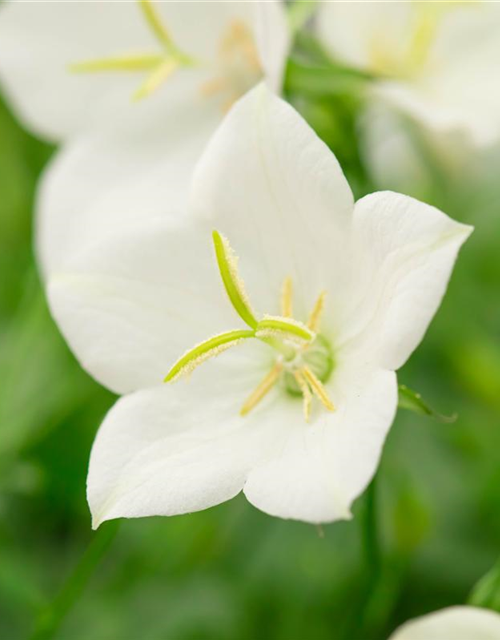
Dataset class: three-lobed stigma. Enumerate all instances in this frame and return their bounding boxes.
[69,0,263,106]
[164,230,336,422]
[69,0,196,101]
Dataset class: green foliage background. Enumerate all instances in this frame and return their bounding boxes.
[0,64,500,640]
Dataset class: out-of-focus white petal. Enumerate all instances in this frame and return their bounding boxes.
[37,73,219,278]
[254,0,290,93]
[389,606,500,640]
[346,191,472,370]
[47,218,240,395]
[319,1,500,145]
[317,0,412,73]
[191,84,354,323]
[359,106,431,195]
[0,0,270,141]
[244,360,397,523]
[0,0,152,140]
[87,340,287,528]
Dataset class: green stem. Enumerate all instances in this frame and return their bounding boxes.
[285,58,372,99]
[342,476,382,640]
[29,521,120,640]
[362,476,381,579]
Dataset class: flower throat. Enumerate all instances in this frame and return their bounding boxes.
[164,231,335,422]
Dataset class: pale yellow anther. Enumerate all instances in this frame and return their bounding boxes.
[200,19,262,113]
[280,277,293,318]
[302,366,335,412]
[220,20,260,71]
[240,362,282,416]
[307,291,327,333]
[199,77,230,98]
[294,370,312,422]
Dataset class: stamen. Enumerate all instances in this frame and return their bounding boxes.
[307,291,327,332]
[302,366,335,412]
[69,53,163,74]
[133,58,178,101]
[199,77,230,98]
[256,315,315,346]
[164,329,254,383]
[212,230,258,329]
[280,277,293,318]
[294,371,312,422]
[240,362,282,416]
[221,20,261,71]
[139,0,175,53]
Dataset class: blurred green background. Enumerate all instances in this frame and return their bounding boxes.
[1,64,500,640]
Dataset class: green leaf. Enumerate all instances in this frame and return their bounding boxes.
[468,556,500,612]
[398,384,457,423]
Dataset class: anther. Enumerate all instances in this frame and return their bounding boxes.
[240,362,283,416]
[302,366,335,412]
[281,277,293,318]
[307,291,327,333]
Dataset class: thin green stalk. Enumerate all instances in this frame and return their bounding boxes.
[342,476,382,640]
[285,58,371,99]
[362,476,381,579]
[30,521,120,640]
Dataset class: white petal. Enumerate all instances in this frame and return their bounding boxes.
[317,1,412,72]
[389,606,500,640]
[36,75,218,278]
[47,218,241,395]
[347,191,472,370]
[191,84,354,322]
[88,341,288,528]
[244,362,397,524]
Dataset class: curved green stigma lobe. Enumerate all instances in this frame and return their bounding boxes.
[212,230,258,329]
[138,0,176,52]
[164,329,254,383]
[255,315,315,345]
[69,0,195,102]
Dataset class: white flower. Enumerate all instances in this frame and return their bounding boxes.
[317,1,500,147]
[0,0,289,276]
[389,606,500,640]
[46,86,471,528]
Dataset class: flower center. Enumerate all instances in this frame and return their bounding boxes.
[164,231,336,422]
[199,20,263,113]
[69,1,262,105]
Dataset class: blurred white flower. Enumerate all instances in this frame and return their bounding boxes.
[318,1,500,146]
[46,86,471,527]
[0,0,289,276]
[389,606,500,640]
